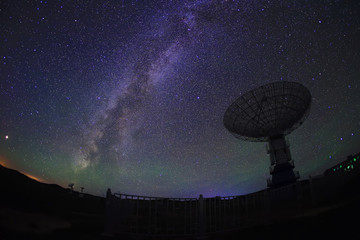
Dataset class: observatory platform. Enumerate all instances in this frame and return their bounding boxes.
[224,81,312,188]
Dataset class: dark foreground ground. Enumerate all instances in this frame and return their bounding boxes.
[1,163,360,240]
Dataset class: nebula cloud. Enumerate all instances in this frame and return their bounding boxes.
[76,37,185,170]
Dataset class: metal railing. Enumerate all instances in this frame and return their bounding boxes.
[103,152,360,238]
[104,186,303,237]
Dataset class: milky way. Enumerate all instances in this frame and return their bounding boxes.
[1,0,359,197]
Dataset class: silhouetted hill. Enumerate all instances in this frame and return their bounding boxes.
[0,164,105,214]
[1,163,360,240]
[0,164,105,239]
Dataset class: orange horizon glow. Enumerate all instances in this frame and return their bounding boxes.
[0,155,15,169]
[22,172,44,182]
[0,155,45,183]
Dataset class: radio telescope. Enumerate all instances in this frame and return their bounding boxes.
[223,81,312,187]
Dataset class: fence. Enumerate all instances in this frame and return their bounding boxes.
[104,182,306,238]
[103,152,360,238]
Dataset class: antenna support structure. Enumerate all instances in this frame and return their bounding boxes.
[223,81,311,188]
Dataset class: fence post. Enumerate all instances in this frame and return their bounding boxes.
[103,188,114,237]
[198,194,205,236]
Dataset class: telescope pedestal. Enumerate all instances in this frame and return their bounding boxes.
[267,134,299,188]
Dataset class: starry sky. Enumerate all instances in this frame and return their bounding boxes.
[1,0,359,198]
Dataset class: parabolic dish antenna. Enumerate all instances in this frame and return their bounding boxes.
[224,81,312,187]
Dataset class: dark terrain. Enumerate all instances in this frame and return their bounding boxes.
[0,164,105,240]
[1,163,360,240]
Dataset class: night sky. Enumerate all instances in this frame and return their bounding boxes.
[1,0,359,198]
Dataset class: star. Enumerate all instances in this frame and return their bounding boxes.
[0,0,358,198]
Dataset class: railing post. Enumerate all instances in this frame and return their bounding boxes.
[198,194,205,236]
[263,189,271,224]
[309,175,317,206]
[103,188,114,237]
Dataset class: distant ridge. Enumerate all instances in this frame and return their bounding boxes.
[0,163,105,214]
[0,163,64,189]
[0,164,106,238]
